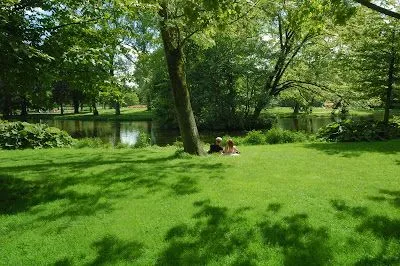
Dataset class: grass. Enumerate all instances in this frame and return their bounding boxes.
[0,141,399,265]
[263,107,400,118]
[7,107,153,122]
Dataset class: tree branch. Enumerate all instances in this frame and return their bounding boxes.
[354,0,400,19]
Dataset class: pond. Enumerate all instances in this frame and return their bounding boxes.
[30,114,378,146]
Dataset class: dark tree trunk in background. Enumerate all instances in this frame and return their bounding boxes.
[159,4,205,155]
[293,102,300,115]
[60,103,64,115]
[384,31,396,126]
[73,98,80,114]
[114,101,121,115]
[20,97,28,116]
[92,102,99,116]
[146,93,152,111]
[253,96,270,121]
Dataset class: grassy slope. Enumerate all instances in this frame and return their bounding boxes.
[0,141,399,265]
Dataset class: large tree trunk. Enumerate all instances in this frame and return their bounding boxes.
[159,8,205,155]
[253,94,271,121]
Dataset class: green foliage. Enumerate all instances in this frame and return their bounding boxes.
[242,130,266,145]
[317,119,400,142]
[391,116,400,127]
[122,92,140,107]
[0,121,73,150]
[73,138,111,149]
[264,128,308,144]
[134,132,151,148]
[240,128,309,145]
[173,148,194,159]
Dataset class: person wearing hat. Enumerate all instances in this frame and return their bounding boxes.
[208,137,223,154]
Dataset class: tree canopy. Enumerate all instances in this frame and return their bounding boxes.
[1,0,399,154]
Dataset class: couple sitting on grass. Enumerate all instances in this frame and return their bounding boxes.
[208,137,240,156]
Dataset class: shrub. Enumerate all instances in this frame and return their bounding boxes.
[317,119,400,142]
[173,140,184,148]
[0,121,73,149]
[73,138,111,149]
[238,128,309,146]
[392,116,400,127]
[242,130,265,145]
[264,128,308,144]
[115,142,131,149]
[134,132,151,148]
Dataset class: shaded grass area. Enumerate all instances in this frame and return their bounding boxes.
[0,141,399,265]
[7,107,153,122]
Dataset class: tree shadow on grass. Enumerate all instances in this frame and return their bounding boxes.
[259,213,332,266]
[170,176,199,195]
[330,197,400,265]
[367,189,400,209]
[54,258,73,266]
[267,203,282,213]
[355,215,400,265]
[52,235,144,266]
[87,235,144,266]
[158,200,334,266]
[156,200,256,265]
[303,141,400,158]
[330,199,369,218]
[0,151,224,232]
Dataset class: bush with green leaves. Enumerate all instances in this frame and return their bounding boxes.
[317,119,400,142]
[264,128,308,144]
[392,116,400,127]
[239,128,308,145]
[73,138,111,149]
[134,132,151,148]
[242,130,266,145]
[0,121,74,149]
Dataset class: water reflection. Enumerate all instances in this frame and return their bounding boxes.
[35,119,179,146]
[276,116,340,133]
[34,115,376,146]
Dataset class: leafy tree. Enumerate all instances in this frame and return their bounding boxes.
[337,8,400,124]
[146,0,255,154]
[250,0,354,120]
[0,0,54,117]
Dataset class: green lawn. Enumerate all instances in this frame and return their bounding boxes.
[0,141,399,265]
